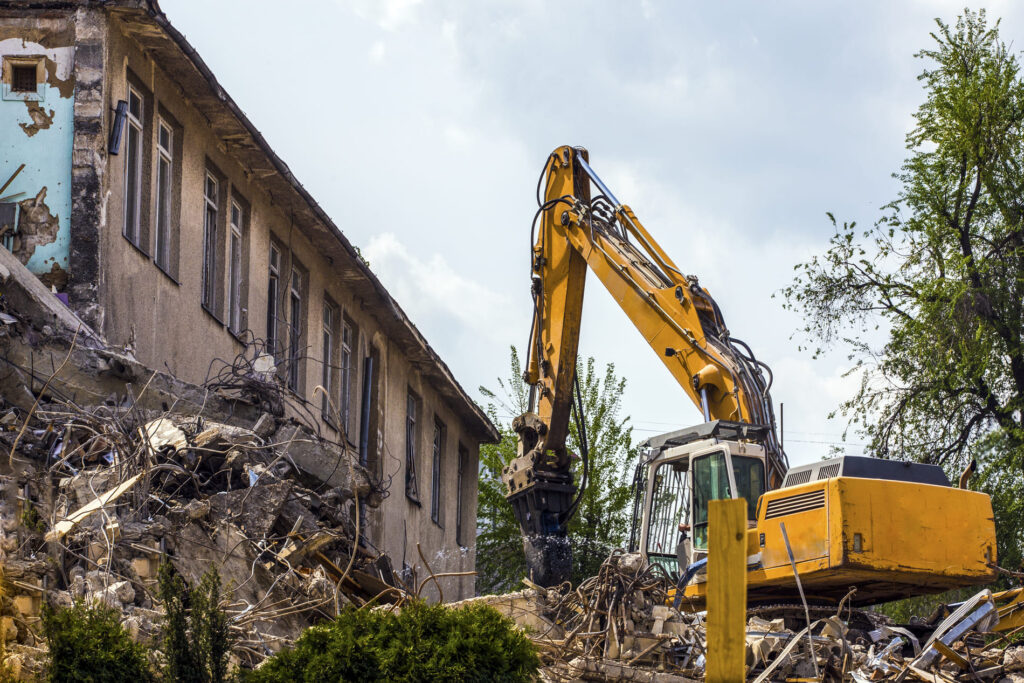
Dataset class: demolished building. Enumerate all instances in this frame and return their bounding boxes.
[0,0,497,610]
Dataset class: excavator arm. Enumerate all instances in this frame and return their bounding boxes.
[502,146,787,585]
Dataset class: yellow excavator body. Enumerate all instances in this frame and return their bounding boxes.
[680,477,997,606]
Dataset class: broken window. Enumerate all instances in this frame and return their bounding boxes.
[0,203,17,252]
[406,391,420,504]
[267,244,281,357]
[431,419,445,527]
[287,264,306,393]
[321,300,338,422]
[228,199,246,334]
[154,119,173,272]
[201,173,219,313]
[123,85,144,248]
[456,443,467,546]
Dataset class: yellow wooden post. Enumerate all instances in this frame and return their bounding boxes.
[707,497,747,682]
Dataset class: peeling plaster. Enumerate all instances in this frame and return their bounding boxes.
[13,186,60,263]
[19,100,54,136]
[0,35,73,281]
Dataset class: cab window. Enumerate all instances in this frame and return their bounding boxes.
[644,461,688,576]
[732,455,766,521]
[691,450,731,550]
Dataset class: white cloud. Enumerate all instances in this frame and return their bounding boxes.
[368,40,386,63]
[347,0,423,31]
[361,232,519,349]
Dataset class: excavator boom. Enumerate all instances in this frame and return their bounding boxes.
[502,146,786,585]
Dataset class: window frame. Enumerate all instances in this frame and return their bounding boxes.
[122,84,145,249]
[456,443,468,546]
[431,418,446,527]
[340,318,353,433]
[287,265,305,392]
[405,391,421,505]
[227,198,245,334]
[321,299,339,422]
[154,118,173,272]
[267,244,281,358]
[201,172,219,314]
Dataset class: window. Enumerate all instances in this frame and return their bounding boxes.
[431,419,446,526]
[645,461,689,577]
[322,301,338,420]
[340,319,353,431]
[3,58,42,101]
[456,444,468,546]
[0,202,17,252]
[267,245,281,356]
[228,199,245,333]
[201,173,219,312]
[406,391,420,504]
[287,266,304,392]
[154,120,173,271]
[11,65,35,93]
[123,85,144,247]
[691,451,732,551]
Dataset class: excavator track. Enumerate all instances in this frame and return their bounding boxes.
[747,603,880,634]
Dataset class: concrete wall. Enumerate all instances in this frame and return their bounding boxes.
[0,14,76,289]
[92,12,479,599]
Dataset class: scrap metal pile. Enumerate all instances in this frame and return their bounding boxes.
[475,552,1024,682]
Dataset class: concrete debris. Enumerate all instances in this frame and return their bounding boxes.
[0,262,407,673]
[474,552,1024,682]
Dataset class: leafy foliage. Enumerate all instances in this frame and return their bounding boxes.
[782,9,1024,569]
[158,562,232,683]
[41,600,153,683]
[244,600,538,683]
[476,347,635,592]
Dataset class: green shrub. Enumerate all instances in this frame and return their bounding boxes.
[41,600,153,683]
[246,600,539,683]
[158,562,232,683]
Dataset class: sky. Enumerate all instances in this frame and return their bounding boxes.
[160,0,1024,467]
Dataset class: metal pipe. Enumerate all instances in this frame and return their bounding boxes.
[700,387,711,422]
[575,153,621,208]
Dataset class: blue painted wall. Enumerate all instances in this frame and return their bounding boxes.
[0,39,74,286]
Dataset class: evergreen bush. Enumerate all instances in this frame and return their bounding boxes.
[246,600,538,683]
[158,562,233,683]
[41,600,153,683]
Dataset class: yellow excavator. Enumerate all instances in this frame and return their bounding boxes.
[502,145,1002,615]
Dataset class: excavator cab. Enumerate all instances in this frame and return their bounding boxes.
[634,421,768,578]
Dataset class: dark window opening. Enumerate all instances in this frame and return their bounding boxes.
[431,419,445,526]
[287,269,303,392]
[267,245,280,358]
[406,391,420,504]
[456,444,468,546]
[11,65,36,93]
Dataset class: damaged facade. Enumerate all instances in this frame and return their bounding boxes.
[0,0,496,614]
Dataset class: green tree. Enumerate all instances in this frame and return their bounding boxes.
[782,9,1024,571]
[158,562,233,683]
[476,347,635,592]
[41,600,154,683]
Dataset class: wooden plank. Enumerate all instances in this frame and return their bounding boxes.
[45,472,142,542]
[707,498,747,682]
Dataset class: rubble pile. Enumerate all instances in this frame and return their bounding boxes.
[0,249,405,675]
[476,552,1024,682]
[0,393,405,672]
